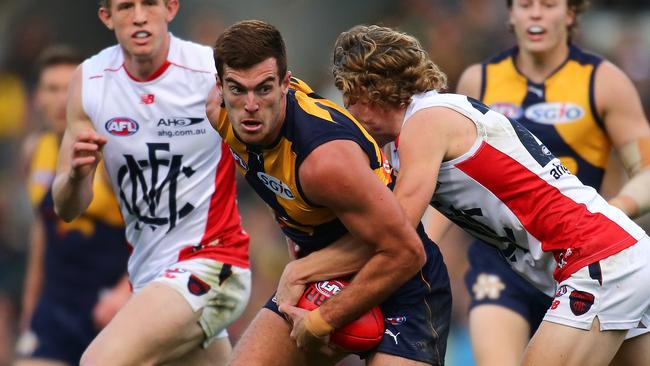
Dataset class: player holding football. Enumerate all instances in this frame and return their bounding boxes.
[207,20,452,366]
[281,24,650,366]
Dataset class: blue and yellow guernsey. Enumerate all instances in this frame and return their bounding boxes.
[481,44,607,190]
[29,132,128,304]
[215,78,392,256]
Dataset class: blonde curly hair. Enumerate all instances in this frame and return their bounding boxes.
[332,25,447,109]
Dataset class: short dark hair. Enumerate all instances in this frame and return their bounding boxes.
[213,20,287,82]
[34,45,83,80]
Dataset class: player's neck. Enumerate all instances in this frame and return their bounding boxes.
[123,34,171,81]
[516,42,569,84]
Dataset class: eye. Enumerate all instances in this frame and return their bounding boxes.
[229,86,243,95]
[257,85,272,94]
[117,3,133,11]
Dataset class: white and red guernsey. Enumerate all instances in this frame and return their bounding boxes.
[391,91,646,296]
[82,34,249,291]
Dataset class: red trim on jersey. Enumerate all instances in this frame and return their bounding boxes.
[169,61,213,75]
[179,141,249,268]
[123,60,171,82]
[456,142,637,282]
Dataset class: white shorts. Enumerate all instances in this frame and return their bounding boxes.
[153,258,251,347]
[544,235,650,332]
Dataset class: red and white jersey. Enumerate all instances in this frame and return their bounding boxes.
[82,34,249,290]
[391,91,645,295]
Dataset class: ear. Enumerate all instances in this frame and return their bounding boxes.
[165,0,180,23]
[566,7,576,28]
[281,70,292,95]
[98,6,114,30]
[216,74,223,91]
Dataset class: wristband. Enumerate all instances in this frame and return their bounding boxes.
[303,308,334,337]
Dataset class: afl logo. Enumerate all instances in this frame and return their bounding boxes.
[490,102,523,119]
[315,280,345,298]
[257,172,295,200]
[525,102,584,125]
[105,117,139,136]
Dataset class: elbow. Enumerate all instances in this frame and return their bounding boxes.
[54,205,77,223]
[399,238,427,275]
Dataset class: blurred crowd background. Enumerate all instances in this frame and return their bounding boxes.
[0,1,648,365]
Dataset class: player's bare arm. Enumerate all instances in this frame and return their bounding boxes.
[456,63,482,99]
[282,139,425,349]
[276,234,374,310]
[394,108,474,226]
[595,61,650,218]
[52,66,107,221]
[20,216,46,331]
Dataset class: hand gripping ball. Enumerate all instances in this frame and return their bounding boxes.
[297,278,384,352]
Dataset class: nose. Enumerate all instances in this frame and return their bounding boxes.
[244,92,259,113]
[530,2,542,18]
[133,3,147,25]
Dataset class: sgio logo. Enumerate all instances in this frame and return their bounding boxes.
[105,117,139,136]
[257,172,295,200]
[525,102,584,125]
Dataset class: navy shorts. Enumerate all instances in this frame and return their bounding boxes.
[465,241,552,334]
[265,232,451,365]
[23,296,97,364]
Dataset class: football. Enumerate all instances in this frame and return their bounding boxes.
[297,278,384,352]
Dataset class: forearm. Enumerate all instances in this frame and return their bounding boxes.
[284,234,373,285]
[610,137,650,218]
[52,171,94,222]
[318,244,423,329]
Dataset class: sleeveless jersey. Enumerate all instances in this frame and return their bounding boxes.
[391,91,645,294]
[82,34,249,290]
[29,132,127,303]
[481,44,607,189]
[214,78,392,256]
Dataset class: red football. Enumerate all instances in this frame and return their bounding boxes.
[297,278,384,352]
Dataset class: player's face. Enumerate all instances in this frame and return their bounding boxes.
[347,100,402,147]
[510,0,575,54]
[219,58,291,147]
[99,0,178,61]
[36,64,77,135]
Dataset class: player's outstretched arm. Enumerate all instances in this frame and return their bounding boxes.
[596,61,650,218]
[52,66,106,222]
[286,140,425,338]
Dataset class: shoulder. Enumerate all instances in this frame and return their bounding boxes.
[457,64,482,98]
[594,60,639,107]
[167,34,216,74]
[569,44,604,66]
[83,44,123,78]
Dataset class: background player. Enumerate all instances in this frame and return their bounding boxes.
[314,24,650,366]
[208,20,451,366]
[51,1,251,365]
[14,45,129,366]
[447,1,650,365]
